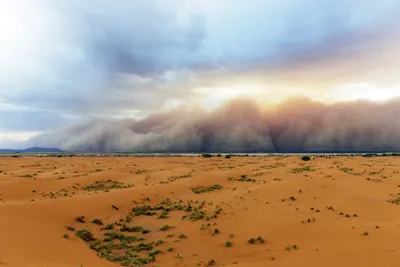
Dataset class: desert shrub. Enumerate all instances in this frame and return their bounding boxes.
[206,259,216,266]
[212,228,220,236]
[91,218,104,225]
[178,233,187,239]
[76,216,85,223]
[191,184,223,194]
[301,155,311,161]
[131,205,157,216]
[158,224,175,231]
[104,224,114,230]
[76,229,96,242]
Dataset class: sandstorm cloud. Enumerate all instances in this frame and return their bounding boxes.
[2,1,400,149]
[28,98,400,152]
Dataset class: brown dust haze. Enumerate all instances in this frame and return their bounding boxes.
[28,97,400,152]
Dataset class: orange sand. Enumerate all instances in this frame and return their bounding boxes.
[1,156,400,267]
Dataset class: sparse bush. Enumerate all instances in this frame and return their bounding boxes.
[157,211,169,219]
[225,241,232,247]
[158,224,175,231]
[178,233,187,239]
[248,236,264,244]
[83,180,132,192]
[206,259,216,266]
[91,218,103,225]
[248,238,256,244]
[212,228,220,236]
[76,229,95,242]
[132,205,157,216]
[148,249,162,257]
[104,224,114,230]
[155,239,164,246]
[75,216,85,223]
[120,225,150,234]
[191,184,223,194]
[301,155,311,161]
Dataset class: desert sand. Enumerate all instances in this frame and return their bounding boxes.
[1,155,400,267]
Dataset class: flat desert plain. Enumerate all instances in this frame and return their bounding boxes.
[1,155,400,267]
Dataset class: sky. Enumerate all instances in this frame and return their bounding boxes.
[1,0,400,151]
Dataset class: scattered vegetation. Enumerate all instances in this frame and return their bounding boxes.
[82,180,132,192]
[227,174,256,182]
[191,184,223,194]
[248,236,264,244]
[91,218,104,225]
[131,205,158,216]
[76,229,95,242]
[206,259,216,266]
[291,166,313,174]
[212,228,220,236]
[286,244,299,251]
[178,233,187,239]
[388,193,400,205]
[158,224,175,231]
[75,216,85,223]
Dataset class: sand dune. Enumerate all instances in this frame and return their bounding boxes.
[1,155,400,267]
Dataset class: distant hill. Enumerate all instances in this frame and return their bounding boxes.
[0,147,63,153]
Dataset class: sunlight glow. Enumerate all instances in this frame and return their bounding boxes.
[192,84,267,108]
[324,83,400,103]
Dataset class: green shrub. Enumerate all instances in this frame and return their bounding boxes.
[158,224,175,231]
[91,218,103,225]
[75,216,85,223]
[76,229,95,242]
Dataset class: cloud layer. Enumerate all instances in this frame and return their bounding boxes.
[27,98,400,152]
[1,0,400,149]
